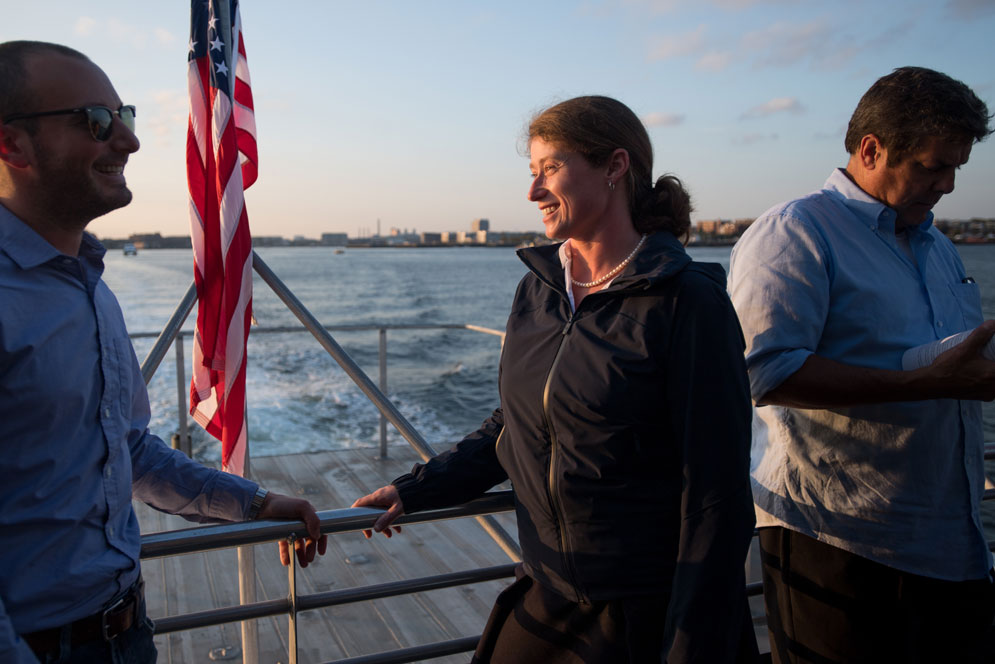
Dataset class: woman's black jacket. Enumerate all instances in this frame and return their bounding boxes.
[392,231,756,661]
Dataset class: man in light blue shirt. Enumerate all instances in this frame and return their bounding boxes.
[729,67,995,663]
[0,41,327,663]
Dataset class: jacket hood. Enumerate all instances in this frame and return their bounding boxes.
[516,231,714,295]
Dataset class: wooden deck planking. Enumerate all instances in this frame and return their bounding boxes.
[135,445,520,663]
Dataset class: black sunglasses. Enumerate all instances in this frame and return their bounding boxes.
[2,104,136,142]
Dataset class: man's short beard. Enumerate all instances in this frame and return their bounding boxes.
[31,138,132,225]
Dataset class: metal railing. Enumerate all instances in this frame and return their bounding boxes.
[141,493,517,664]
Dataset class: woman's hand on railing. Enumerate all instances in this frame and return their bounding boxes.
[352,485,405,539]
[258,493,329,567]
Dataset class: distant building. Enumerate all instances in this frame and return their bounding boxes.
[456,230,488,244]
[126,233,191,249]
[420,232,442,245]
[471,218,490,232]
[253,236,289,247]
[320,233,348,246]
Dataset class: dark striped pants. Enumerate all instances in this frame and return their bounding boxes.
[759,527,995,664]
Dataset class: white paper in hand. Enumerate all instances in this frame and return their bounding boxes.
[901,327,995,370]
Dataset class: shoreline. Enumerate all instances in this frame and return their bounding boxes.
[104,238,995,250]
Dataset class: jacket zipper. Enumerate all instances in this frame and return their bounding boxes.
[540,312,586,603]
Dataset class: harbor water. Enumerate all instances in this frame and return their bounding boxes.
[104,244,995,464]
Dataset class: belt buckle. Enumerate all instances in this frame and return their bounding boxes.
[101,592,130,641]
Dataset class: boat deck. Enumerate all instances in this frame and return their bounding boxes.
[136,445,767,663]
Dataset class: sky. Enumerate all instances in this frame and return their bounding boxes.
[3,0,995,239]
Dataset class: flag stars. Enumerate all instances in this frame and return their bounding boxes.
[208,15,218,31]
[189,38,197,53]
[214,60,229,77]
[210,37,224,52]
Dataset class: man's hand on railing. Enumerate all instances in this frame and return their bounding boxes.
[257,493,329,567]
[352,485,405,539]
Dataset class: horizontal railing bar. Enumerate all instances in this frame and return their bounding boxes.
[323,635,481,664]
[154,597,289,634]
[298,564,517,613]
[129,322,505,339]
[141,491,515,559]
[153,564,517,635]
[462,324,506,339]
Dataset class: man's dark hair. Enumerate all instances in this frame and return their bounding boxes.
[844,66,993,164]
[0,41,91,130]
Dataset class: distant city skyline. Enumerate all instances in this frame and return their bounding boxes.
[3,1,994,239]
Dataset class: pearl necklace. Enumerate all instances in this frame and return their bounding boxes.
[571,234,647,288]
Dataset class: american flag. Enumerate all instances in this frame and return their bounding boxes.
[187,0,256,476]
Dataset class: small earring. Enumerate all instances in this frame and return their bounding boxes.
[608,180,615,191]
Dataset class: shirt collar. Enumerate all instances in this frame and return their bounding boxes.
[0,203,106,272]
[0,203,62,270]
[557,240,578,312]
[823,168,935,235]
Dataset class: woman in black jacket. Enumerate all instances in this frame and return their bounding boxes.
[353,95,757,663]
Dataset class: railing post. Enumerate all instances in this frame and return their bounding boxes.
[287,535,299,664]
[379,327,388,459]
[237,546,259,664]
[239,439,259,664]
[173,332,191,457]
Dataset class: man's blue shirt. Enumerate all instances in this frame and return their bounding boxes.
[728,169,990,580]
[0,206,257,660]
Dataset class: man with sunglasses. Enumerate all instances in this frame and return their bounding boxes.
[0,41,327,663]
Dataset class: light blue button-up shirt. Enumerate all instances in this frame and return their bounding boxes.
[0,206,258,661]
[728,169,991,581]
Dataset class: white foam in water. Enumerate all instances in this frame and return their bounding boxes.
[141,333,473,464]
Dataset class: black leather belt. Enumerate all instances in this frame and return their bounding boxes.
[21,577,144,657]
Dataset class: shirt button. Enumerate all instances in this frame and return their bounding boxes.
[104,407,111,418]
[106,467,113,479]
[108,526,115,537]
[938,321,944,328]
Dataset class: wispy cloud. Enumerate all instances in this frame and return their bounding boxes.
[711,0,796,7]
[732,132,779,145]
[740,97,805,119]
[74,16,97,37]
[71,16,177,50]
[947,0,995,19]
[649,24,707,60]
[738,17,917,71]
[645,14,887,73]
[696,51,733,71]
[814,125,847,140]
[642,112,686,127]
[153,28,176,45]
[622,0,685,14]
[741,19,838,68]
[146,89,189,147]
[625,0,796,11]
